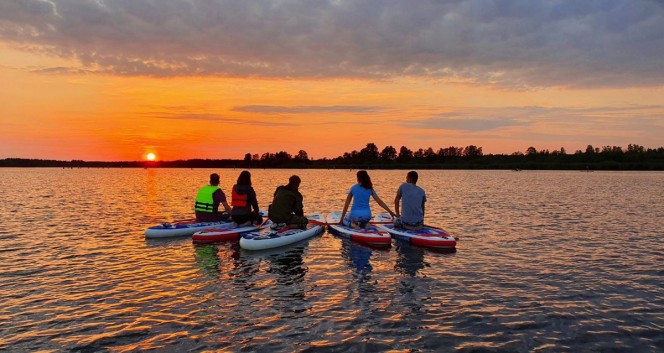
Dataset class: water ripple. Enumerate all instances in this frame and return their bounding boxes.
[0,169,662,352]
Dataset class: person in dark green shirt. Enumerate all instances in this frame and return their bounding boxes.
[268,175,308,228]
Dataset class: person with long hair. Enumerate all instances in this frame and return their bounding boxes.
[231,170,263,226]
[340,170,395,229]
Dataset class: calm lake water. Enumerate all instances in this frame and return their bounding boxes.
[0,168,662,352]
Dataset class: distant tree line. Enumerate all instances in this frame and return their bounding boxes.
[1,143,663,170]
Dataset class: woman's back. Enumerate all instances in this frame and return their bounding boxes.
[349,184,375,216]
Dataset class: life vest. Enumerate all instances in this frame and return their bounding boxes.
[194,185,219,213]
[231,186,248,208]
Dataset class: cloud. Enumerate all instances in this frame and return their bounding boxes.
[232,105,383,114]
[401,104,664,132]
[0,0,662,88]
[405,115,529,131]
[402,106,542,131]
[151,113,296,126]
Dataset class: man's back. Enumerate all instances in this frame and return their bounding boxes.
[269,185,303,222]
[397,182,426,224]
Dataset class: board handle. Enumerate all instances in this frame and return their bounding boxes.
[372,212,394,224]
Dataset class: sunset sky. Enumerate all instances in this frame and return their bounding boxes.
[1,0,662,161]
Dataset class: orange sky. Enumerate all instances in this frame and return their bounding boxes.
[0,2,662,161]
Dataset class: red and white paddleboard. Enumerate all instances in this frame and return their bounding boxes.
[145,218,232,239]
[326,212,392,247]
[373,213,457,249]
[192,221,269,243]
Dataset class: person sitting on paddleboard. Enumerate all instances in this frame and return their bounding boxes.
[340,170,395,229]
[231,170,263,226]
[394,171,426,230]
[268,175,308,229]
[194,173,231,222]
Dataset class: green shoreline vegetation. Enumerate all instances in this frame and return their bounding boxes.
[2,143,663,170]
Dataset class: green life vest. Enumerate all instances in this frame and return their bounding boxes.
[194,185,220,213]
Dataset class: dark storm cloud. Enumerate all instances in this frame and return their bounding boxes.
[1,0,662,87]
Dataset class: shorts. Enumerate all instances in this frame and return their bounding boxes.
[196,211,230,223]
[343,214,372,228]
[394,217,423,229]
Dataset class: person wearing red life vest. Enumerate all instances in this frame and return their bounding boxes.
[231,170,263,226]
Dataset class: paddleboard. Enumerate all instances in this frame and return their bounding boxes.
[326,211,392,247]
[145,218,232,239]
[239,213,326,251]
[373,212,457,249]
[191,219,272,243]
[145,210,267,239]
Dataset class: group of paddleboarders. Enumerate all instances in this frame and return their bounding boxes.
[194,172,305,228]
[340,170,426,230]
[194,170,426,230]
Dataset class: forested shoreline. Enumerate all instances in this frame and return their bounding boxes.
[2,143,663,170]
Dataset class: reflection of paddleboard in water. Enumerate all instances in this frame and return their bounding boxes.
[394,242,426,277]
[341,239,374,275]
[192,219,272,243]
[239,213,325,251]
[373,213,457,249]
[326,211,392,247]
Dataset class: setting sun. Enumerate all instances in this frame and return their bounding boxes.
[146,152,156,161]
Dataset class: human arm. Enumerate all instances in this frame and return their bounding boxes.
[394,194,402,218]
[214,189,232,214]
[293,192,304,216]
[339,193,352,224]
[249,187,260,213]
[394,184,404,218]
[372,193,395,217]
[421,192,426,219]
[221,201,231,213]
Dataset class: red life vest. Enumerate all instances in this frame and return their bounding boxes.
[231,186,248,208]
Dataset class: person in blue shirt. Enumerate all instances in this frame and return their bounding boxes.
[340,170,395,229]
[394,171,426,230]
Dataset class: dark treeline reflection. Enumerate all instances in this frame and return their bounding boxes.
[3,142,663,170]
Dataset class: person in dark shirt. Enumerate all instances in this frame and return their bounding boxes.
[268,175,308,228]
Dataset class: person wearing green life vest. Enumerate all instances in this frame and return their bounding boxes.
[194,173,231,222]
